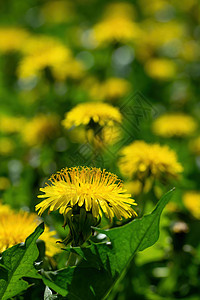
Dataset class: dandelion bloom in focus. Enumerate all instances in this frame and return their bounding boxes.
[0,204,61,256]
[152,113,197,138]
[183,191,200,219]
[36,167,137,246]
[21,114,59,147]
[118,140,183,182]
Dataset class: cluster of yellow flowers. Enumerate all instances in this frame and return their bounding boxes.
[0,27,30,53]
[0,202,61,256]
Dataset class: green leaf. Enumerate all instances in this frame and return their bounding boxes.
[0,222,44,300]
[41,189,174,300]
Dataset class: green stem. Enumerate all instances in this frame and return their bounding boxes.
[66,252,77,267]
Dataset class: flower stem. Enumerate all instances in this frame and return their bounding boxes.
[66,252,77,267]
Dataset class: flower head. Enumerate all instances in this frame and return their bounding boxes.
[36,166,137,222]
[118,140,183,181]
[145,58,177,80]
[152,113,197,138]
[92,17,141,46]
[62,102,122,130]
[0,115,26,134]
[0,27,29,53]
[36,167,137,246]
[0,204,61,256]
[183,191,200,219]
[17,35,71,79]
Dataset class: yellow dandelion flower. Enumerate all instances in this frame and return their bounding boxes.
[21,114,59,147]
[62,102,122,129]
[118,140,183,181]
[0,137,15,156]
[145,58,177,80]
[36,167,137,246]
[18,35,71,79]
[92,17,141,46]
[102,78,131,100]
[0,206,61,256]
[103,2,136,20]
[0,27,29,53]
[36,166,137,221]
[152,113,197,138]
[136,21,184,61]
[190,136,200,156]
[0,115,26,134]
[183,191,200,219]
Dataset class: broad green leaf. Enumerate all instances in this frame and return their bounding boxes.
[0,223,44,300]
[42,189,174,300]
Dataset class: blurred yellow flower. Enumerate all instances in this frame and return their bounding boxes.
[136,21,184,60]
[36,166,137,222]
[0,137,15,155]
[41,0,75,23]
[119,140,183,181]
[0,27,29,53]
[145,58,177,80]
[92,17,141,46]
[190,136,200,156]
[18,35,71,79]
[0,115,26,134]
[62,102,122,129]
[52,59,85,81]
[181,40,200,62]
[152,113,197,138]
[103,2,136,20]
[22,114,59,147]
[0,205,61,256]
[102,78,131,100]
[183,191,200,219]
[83,77,131,101]
[0,177,11,190]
